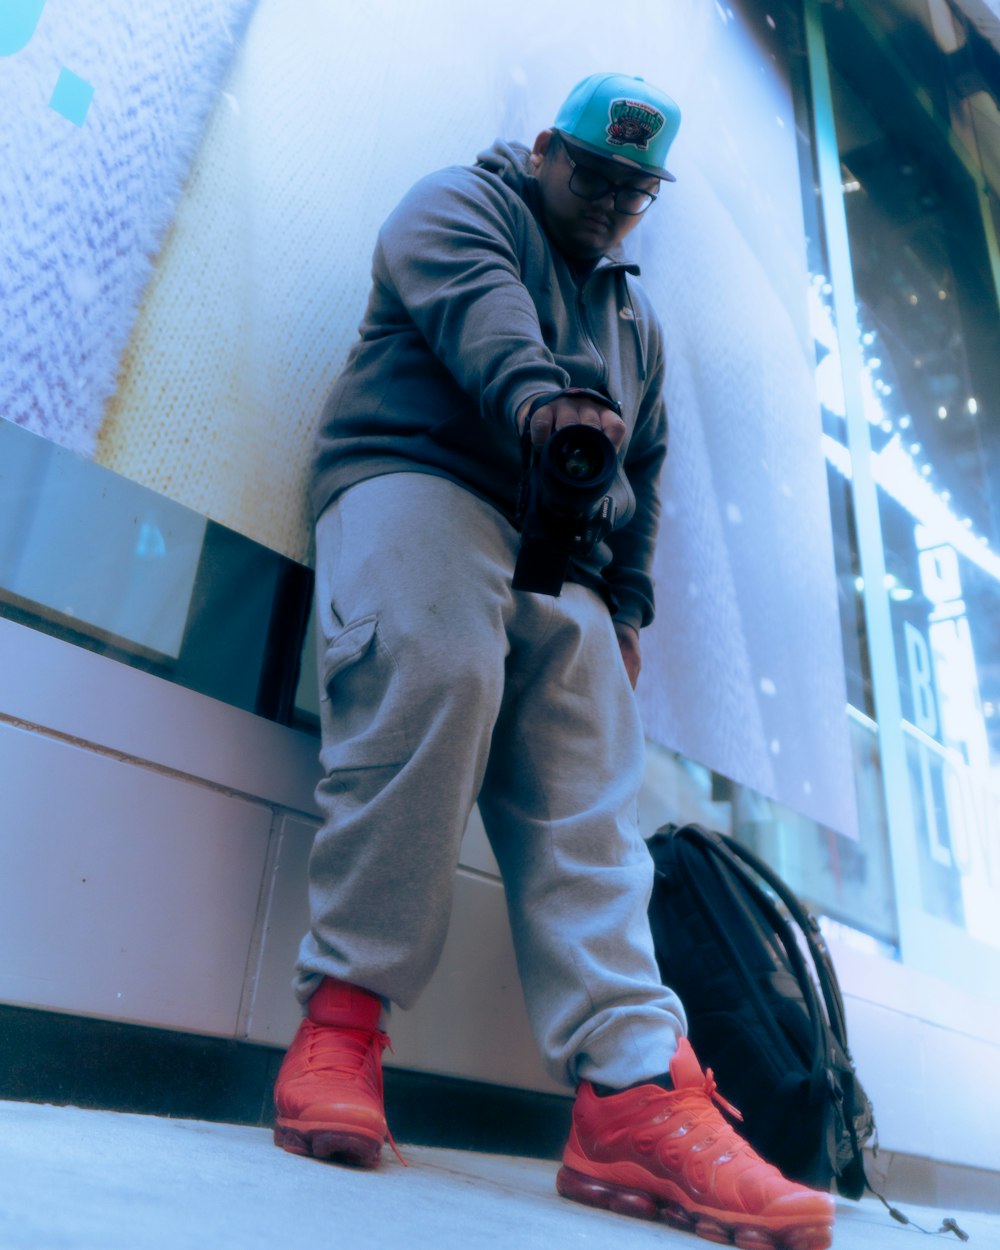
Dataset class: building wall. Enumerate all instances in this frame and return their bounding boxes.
[3,614,1000,1181]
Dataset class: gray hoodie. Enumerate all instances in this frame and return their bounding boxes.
[310,139,668,631]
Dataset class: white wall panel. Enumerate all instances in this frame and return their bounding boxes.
[240,812,315,1046]
[842,997,931,1156]
[242,812,558,1093]
[387,869,562,1094]
[0,617,321,813]
[0,721,272,1036]
[831,935,1000,1045]
[843,993,1000,1173]
[457,805,501,878]
[919,1022,1000,1168]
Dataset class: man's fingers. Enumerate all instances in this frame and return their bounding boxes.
[528,407,555,447]
[560,406,626,451]
[552,397,600,428]
[527,397,627,450]
[599,412,627,450]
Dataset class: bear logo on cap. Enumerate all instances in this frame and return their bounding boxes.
[606,98,665,152]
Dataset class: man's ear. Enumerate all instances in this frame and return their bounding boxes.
[529,128,555,170]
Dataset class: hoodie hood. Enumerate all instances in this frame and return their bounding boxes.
[474,138,534,193]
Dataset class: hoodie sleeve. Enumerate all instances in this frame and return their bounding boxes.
[374,164,569,430]
[604,339,668,632]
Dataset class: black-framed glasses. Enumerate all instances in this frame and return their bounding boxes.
[561,146,658,216]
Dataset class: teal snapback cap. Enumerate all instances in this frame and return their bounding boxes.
[553,72,681,181]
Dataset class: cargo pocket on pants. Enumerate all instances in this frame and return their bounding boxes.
[320,613,410,768]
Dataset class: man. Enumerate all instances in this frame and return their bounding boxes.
[274,72,835,1250]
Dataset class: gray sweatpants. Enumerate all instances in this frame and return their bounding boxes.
[295,472,686,1089]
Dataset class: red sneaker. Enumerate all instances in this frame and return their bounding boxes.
[273,978,395,1168]
[557,1038,835,1250]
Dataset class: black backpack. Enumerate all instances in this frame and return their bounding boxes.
[646,821,874,1198]
[646,822,969,1240]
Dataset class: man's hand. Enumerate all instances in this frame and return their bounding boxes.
[615,620,641,689]
[517,392,627,452]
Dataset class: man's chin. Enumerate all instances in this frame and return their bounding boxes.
[578,219,617,252]
[562,229,609,260]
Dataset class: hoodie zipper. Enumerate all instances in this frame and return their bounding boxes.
[577,271,609,391]
[578,263,648,394]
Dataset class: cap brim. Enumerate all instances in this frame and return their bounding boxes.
[557,130,676,182]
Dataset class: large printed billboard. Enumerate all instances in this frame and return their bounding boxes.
[0,0,858,836]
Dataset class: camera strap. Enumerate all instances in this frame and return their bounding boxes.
[523,387,622,425]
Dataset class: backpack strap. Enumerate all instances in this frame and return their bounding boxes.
[706,828,850,1049]
[670,825,832,1105]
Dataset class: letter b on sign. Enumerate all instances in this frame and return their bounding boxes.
[904,622,938,737]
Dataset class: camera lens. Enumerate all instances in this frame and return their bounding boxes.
[545,426,616,492]
[558,440,601,480]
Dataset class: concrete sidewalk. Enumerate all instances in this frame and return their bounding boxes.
[0,1100,991,1249]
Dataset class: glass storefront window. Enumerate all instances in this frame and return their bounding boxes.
[638,727,898,951]
[640,0,1000,966]
[817,0,1000,959]
[0,421,314,726]
[634,1,903,955]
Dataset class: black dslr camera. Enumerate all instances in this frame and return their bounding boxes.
[512,393,620,597]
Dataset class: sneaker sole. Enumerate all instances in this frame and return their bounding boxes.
[273,1124,383,1169]
[556,1165,833,1250]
